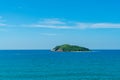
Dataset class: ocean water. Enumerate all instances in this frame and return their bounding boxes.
[0,50,120,80]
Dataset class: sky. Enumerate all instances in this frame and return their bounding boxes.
[0,0,120,49]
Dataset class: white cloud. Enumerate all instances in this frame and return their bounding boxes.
[0,17,120,29]
[91,23,120,28]
[24,18,74,29]
[75,23,120,29]
[29,24,73,29]
[21,18,120,29]
[38,18,66,25]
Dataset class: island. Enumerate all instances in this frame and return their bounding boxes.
[52,44,90,52]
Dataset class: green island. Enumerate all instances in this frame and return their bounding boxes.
[52,44,90,52]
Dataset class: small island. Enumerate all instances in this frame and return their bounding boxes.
[52,44,90,52]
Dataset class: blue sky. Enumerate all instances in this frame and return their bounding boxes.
[0,0,120,49]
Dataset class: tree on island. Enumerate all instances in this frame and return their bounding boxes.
[52,44,90,52]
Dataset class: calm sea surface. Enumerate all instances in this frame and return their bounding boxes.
[0,50,120,80]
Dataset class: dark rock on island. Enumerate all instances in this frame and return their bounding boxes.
[52,44,90,52]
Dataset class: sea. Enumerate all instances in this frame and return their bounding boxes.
[0,50,120,80]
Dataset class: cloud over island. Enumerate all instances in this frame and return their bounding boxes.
[23,18,120,29]
[1,17,120,29]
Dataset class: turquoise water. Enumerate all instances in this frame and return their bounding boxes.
[0,50,120,80]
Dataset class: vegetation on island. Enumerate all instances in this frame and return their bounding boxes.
[52,44,90,52]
